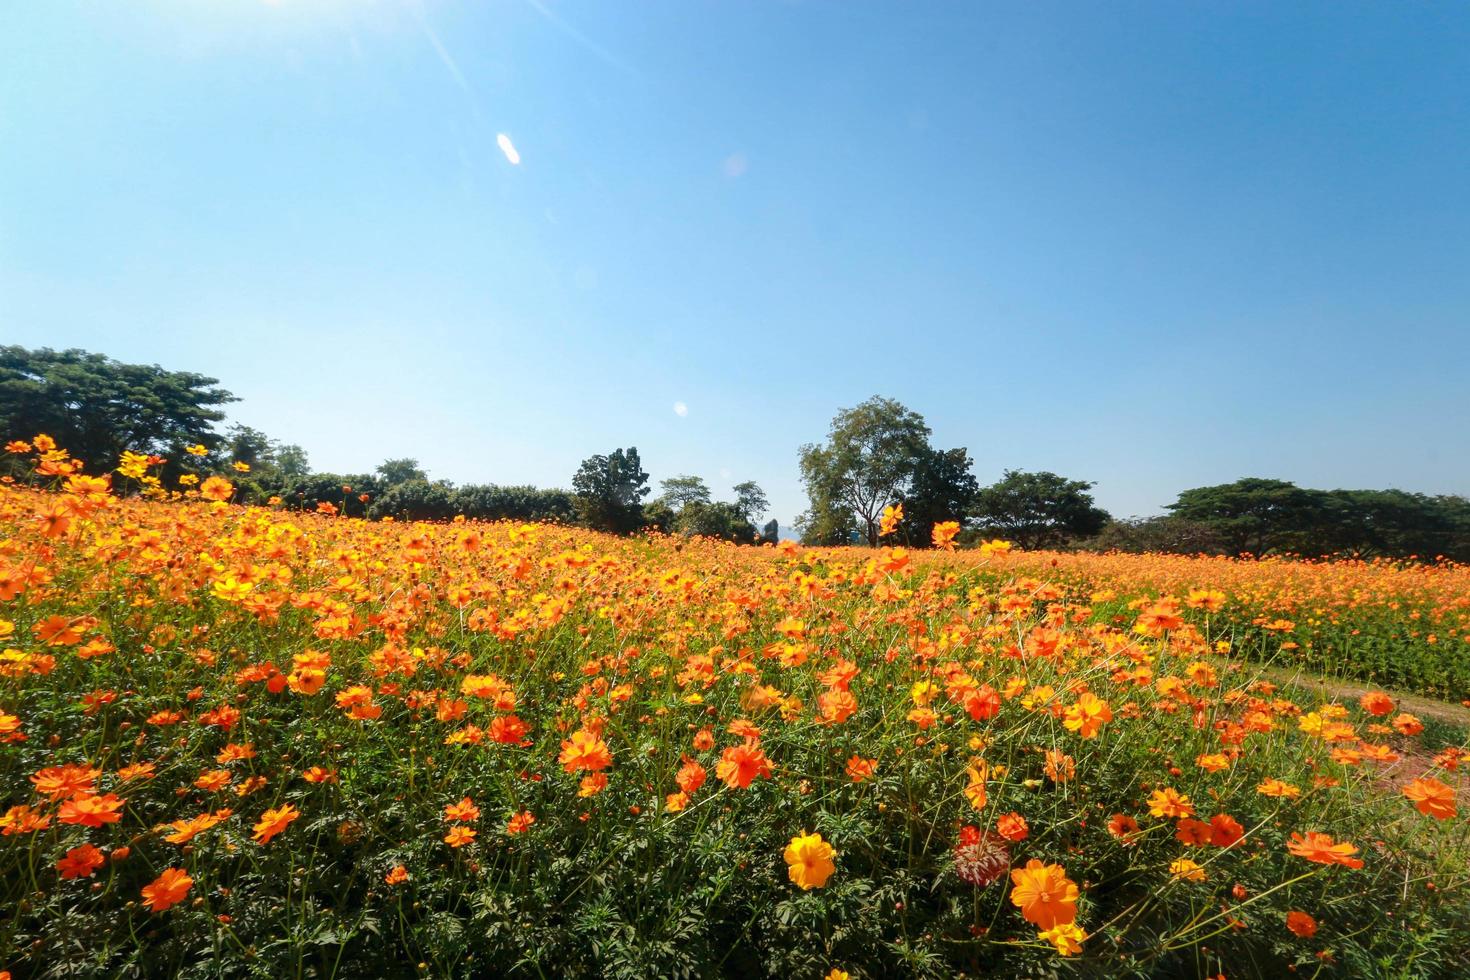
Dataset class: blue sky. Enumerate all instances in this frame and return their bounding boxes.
[3,1,1468,531]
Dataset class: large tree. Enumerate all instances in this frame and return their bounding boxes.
[897,446,980,548]
[658,475,712,509]
[970,470,1110,549]
[0,345,236,469]
[798,396,935,546]
[377,458,429,486]
[732,480,769,524]
[1165,478,1322,556]
[675,501,758,542]
[572,447,651,534]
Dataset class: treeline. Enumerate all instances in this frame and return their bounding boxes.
[1097,479,1470,560]
[3,346,1467,559]
[0,346,771,542]
[797,396,1470,561]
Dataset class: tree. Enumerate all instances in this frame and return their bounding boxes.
[0,345,236,469]
[1165,478,1322,556]
[571,447,651,534]
[732,480,769,524]
[367,479,458,521]
[897,447,979,548]
[222,424,275,471]
[1082,516,1227,555]
[675,501,757,542]
[970,470,1110,549]
[273,444,311,480]
[377,458,428,486]
[658,475,712,509]
[798,396,934,546]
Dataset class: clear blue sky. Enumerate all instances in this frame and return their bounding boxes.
[3,1,1468,531]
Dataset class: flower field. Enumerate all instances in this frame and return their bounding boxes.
[1000,551,1470,700]
[2,455,1468,978]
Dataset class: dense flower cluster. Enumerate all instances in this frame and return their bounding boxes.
[0,438,1465,977]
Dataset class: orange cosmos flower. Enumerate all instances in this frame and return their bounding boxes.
[784,832,836,890]
[1209,813,1245,847]
[1257,778,1302,799]
[578,772,608,797]
[198,476,234,502]
[488,714,531,744]
[161,810,230,844]
[1134,600,1184,636]
[443,797,481,822]
[558,728,613,773]
[506,811,535,835]
[1043,750,1075,783]
[1185,589,1226,613]
[56,843,106,879]
[931,521,960,550]
[1062,693,1112,738]
[845,755,878,783]
[1287,831,1364,869]
[1286,910,1318,938]
[252,804,300,845]
[444,825,477,847]
[58,792,125,828]
[385,865,409,885]
[1175,818,1213,847]
[1009,859,1079,929]
[879,503,903,537]
[715,739,772,789]
[1402,777,1457,820]
[30,763,101,799]
[1107,813,1140,844]
[1147,787,1194,819]
[996,811,1029,842]
[1169,858,1206,882]
[876,547,911,574]
[141,868,194,912]
[0,804,51,835]
[676,759,707,794]
[1039,921,1087,956]
[1358,691,1395,717]
[1392,713,1424,736]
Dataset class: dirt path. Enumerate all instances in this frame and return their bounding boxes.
[1261,665,1470,728]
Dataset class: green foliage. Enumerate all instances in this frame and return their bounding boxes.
[1081,515,1228,554]
[450,484,576,524]
[367,479,459,521]
[0,345,236,469]
[896,447,979,548]
[274,473,383,517]
[970,470,1110,549]
[572,447,651,534]
[674,501,757,543]
[798,396,934,546]
[659,475,713,509]
[1166,479,1470,560]
[376,458,429,486]
[1166,478,1325,556]
[732,481,770,524]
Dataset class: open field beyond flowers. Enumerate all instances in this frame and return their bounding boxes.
[2,476,1468,978]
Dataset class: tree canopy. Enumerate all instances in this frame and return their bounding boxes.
[798,396,934,546]
[572,447,651,534]
[0,345,236,469]
[971,470,1110,549]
